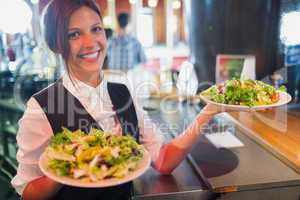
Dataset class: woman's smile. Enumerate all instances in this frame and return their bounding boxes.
[78,49,101,62]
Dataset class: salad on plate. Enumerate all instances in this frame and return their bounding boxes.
[43,128,145,183]
[200,79,288,107]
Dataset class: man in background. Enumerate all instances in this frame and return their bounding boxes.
[107,13,146,71]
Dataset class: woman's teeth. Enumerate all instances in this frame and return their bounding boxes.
[81,51,99,59]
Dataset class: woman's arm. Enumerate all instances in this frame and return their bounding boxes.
[153,104,220,174]
[11,97,62,199]
[22,177,62,200]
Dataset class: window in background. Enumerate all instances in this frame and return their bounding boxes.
[0,0,32,34]
[280,11,300,45]
[280,12,300,67]
[137,8,154,47]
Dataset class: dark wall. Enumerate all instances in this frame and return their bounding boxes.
[185,0,281,83]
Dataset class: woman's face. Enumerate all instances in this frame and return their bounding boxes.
[67,6,107,76]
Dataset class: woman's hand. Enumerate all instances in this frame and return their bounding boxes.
[200,103,229,116]
[22,176,63,200]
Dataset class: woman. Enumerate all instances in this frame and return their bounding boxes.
[11,0,227,199]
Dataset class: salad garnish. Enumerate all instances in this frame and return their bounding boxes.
[45,128,144,182]
[201,79,286,107]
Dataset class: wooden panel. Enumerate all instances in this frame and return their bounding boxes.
[228,108,300,173]
[179,0,186,42]
[154,0,166,44]
[96,0,108,16]
[115,0,130,15]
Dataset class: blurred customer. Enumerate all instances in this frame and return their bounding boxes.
[107,13,146,70]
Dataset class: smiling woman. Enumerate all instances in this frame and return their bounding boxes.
[67,6,107,87]
[43,0,106,87]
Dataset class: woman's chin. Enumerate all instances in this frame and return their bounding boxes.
[69,59,104,75]
[83,60,104,70]
[84,67,101,74]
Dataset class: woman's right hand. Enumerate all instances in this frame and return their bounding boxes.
[22,176,63,200]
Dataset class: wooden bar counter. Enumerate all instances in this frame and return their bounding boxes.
[227,105,300,173]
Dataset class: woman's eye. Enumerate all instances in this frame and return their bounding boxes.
[68,32,80,40]
[92,26,103,33]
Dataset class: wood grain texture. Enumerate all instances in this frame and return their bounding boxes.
[228,108,300,173]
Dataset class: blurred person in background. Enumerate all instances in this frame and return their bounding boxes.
[107,13,146,71]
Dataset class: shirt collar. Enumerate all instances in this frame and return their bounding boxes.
[62,73,106,99]
[115,34,131,43]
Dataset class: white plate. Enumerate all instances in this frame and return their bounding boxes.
[199,91,292,111]
[39,149,151,188]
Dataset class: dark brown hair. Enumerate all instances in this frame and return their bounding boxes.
[117,13,129,29]
[43,0,102,61]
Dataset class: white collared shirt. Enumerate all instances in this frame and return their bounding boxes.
[11,73,164,195]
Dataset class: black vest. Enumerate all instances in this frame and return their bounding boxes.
[33,80,140,200]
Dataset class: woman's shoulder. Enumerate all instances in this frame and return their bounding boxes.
[30,79,66,110]
[107,81,127,89]
[32,79,63,100]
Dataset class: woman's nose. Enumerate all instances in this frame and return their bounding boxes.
[82,34,96,49]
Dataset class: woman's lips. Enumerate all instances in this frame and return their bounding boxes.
[78,50,101,62]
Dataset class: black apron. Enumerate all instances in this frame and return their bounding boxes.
[33,80,140,200]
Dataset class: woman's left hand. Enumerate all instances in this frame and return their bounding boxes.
[200,103,236,116]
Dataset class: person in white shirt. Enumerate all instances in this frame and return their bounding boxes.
[11,0,234,200]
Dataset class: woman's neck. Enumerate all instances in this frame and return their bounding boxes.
[118,28,126,37]
[69,69,101,88]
